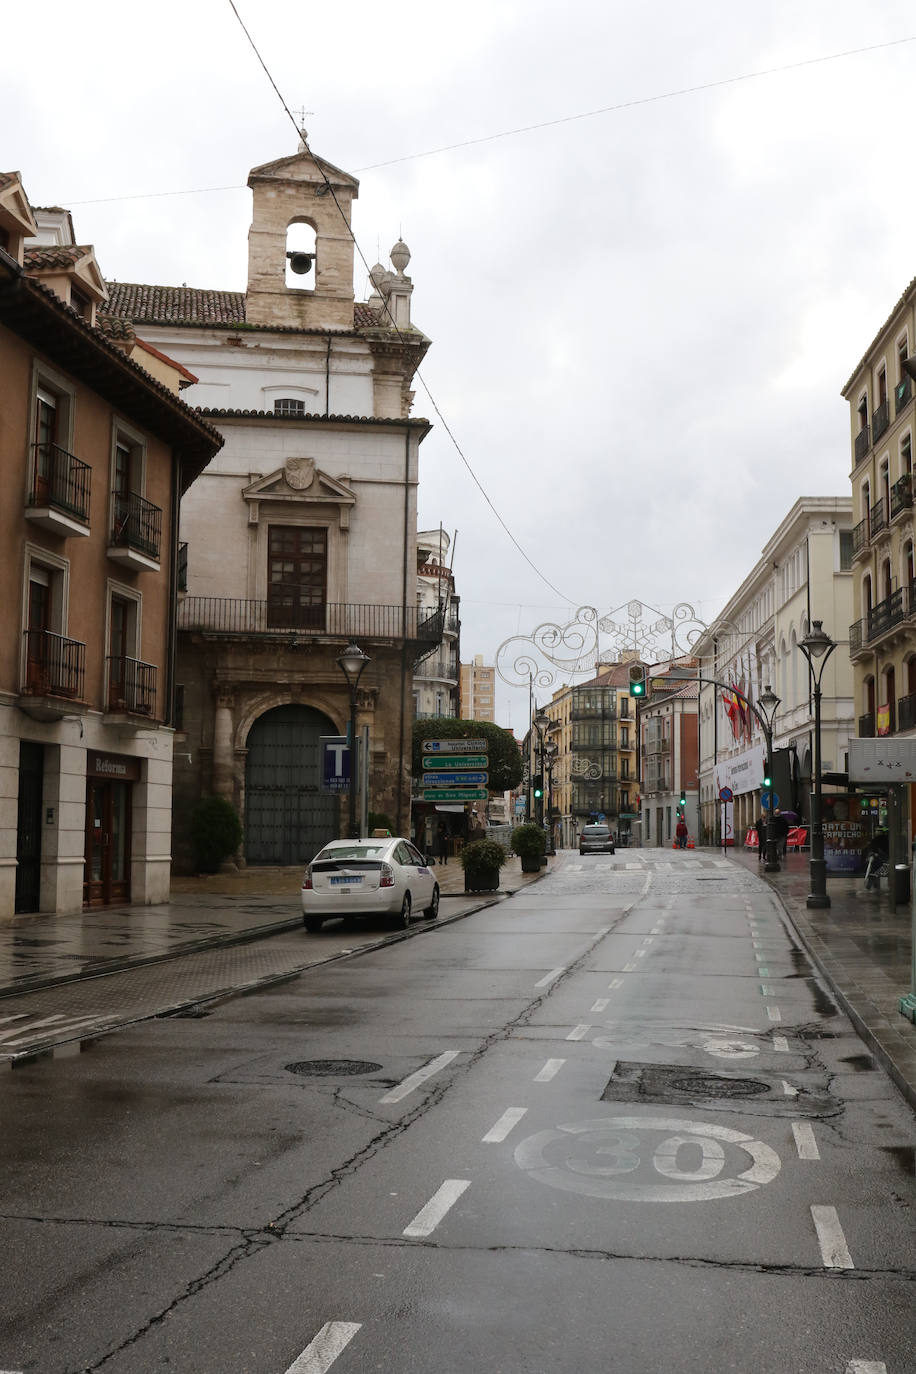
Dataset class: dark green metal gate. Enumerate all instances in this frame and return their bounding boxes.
[15,741,44,913]
[244,705,338,865]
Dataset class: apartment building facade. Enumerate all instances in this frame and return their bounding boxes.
[0,172,222,917]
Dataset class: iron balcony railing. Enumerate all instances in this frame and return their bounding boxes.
[177,541,188,592]
[110,490,162,561]
[416,656,459,681]
[851,517,869,558]
[896,373,912,415]
[179,597,444,645]
[872,398,890,444]
[898,693,916,733]
[28,443,91,524]
[858,712,875,738]
[869,498,886,538]
[890,475,913,520]
[106,655,157,716]
[867,586,906,639]
[854,426,870,463]
[849,619,864,655]
[22,629,85,699]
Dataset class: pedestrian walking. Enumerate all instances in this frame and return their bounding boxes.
[773,809,790,857]
[756,814,767,862]
[675,817,688,849]
[435,820,449,865]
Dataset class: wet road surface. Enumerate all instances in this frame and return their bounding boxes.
[0,851,913,1373]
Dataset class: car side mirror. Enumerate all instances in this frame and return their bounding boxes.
[425,854,435,866]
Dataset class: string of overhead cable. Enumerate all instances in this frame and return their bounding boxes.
[63,32,916,205]
[225,0,577,605]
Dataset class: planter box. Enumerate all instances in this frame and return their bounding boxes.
[520,854,542,873]
[464,869,500,892]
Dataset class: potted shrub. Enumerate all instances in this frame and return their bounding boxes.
[461,838,507,892]
[190,796,243,874]
[511,823,547,873]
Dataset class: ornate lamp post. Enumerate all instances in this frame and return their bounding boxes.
[543,737,558,854]
[798,620,836,908]
[337,641,370,839]
[756,684,782,873]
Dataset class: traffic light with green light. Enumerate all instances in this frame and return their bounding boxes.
[628,664,646,698]
[533,775,543,799]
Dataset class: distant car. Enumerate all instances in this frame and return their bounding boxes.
[301,837,439,933]
[579,823,615,855]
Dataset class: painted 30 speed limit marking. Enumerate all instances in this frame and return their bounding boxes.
[514,1116,781,1202]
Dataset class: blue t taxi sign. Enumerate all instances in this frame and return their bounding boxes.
[320,736,351,793]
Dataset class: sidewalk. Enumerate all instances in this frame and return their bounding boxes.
[727,847,916,1111]
[0,854,546,999]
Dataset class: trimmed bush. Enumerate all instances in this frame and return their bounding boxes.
[190,796,242,873]
[510,824,547,860]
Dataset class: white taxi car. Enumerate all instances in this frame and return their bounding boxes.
[301,837,439,933]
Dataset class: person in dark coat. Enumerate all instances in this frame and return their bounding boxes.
[755,814,767,862]
[773,809,790,857]
[435,820,449,865]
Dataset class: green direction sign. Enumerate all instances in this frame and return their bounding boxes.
[422,787,489,801]
[423,754,488,769]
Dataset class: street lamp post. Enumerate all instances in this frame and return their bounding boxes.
[337,641,370,839]
[798,620,837,908]
[543,737,558,854]
[756,683,782,873]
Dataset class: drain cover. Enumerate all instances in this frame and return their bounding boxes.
[285,1059,382,1077]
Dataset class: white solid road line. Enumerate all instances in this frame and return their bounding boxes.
[792,1122,820,1159]
[482,1107,528,1143]
[811,1205,855,1268]
[535,967,565,988]
[378,1051,459,1104]
[283,1322,362,1374]
[403,1179,470,1238]
[534,1058,565,1082]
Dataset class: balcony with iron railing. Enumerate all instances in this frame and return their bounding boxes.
[898,693,916,733]
[849,619,864,656]
[872,398,890,444]
[890,474,913,520]
[869,497,886,538]
[179,597,444,648]
[851,517,869,559]
[21,629,86,703]
[25,442,91,536]
[854,426,870,463]
[858,712,875,738]
[416,655,459,682]
[867,586,906,640]
[106,655,157,718]
[108,490,162,567]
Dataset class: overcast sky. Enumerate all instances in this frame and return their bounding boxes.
[5,1,915,730]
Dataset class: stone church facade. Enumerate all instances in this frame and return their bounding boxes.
[103,136,438,867]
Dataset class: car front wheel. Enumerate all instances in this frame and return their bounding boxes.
[423,885,439,920]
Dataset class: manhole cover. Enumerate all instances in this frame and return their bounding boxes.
[285,1059,382,1077]
[601,1061,837,1118]
[669,1073,769,1098]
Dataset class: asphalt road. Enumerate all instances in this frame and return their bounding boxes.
[0,852,913,1373]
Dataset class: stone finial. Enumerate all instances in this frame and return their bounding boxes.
[390,239,411,275]
[369,263,391,295]
[297,128,309,152]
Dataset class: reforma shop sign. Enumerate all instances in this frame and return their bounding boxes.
[713,745,764,797]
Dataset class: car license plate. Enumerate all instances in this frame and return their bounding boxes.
[330,875,362,885]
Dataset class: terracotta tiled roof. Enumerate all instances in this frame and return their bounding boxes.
[196,406,430,431]
[96,313,136,342]
[24,245,91,271]
[102,281,382,332]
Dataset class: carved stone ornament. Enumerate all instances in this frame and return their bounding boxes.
[285,457,315,490]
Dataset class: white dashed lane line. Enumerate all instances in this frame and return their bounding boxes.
[766,1006,783,1022]
[846,1363,888,1373]
[482,1108,528,1143]
[811,1205,855,1269]
[590,998,609,1014]
[283,1322,361,1373]
[534,1058,565,1082]
[535,967,565,989]
[608,977,624,989]
[378,1051,459,1104]
[567,1024,591,1041]
[792,1121,820,1159]
[403,1179,470,1238]
[773,1035,789,1052]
